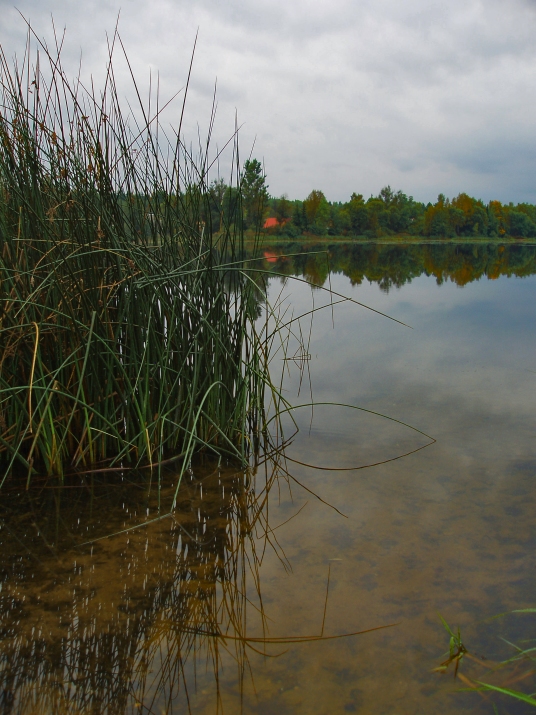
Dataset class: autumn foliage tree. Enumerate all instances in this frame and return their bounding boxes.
[220,168,536,239]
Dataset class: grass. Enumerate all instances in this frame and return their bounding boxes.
[436,612,536,710]
[0,23,280,484]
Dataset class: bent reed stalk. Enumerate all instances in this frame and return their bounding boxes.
[0,27,274,483]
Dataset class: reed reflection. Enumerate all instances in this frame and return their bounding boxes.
[0,460,278,714]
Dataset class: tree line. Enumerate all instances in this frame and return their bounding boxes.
[268,187,536,239]
[203,160,536,238]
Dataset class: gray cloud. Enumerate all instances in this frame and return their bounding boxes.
[2,0,536,203]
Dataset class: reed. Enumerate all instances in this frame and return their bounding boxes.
[0,26,274,483]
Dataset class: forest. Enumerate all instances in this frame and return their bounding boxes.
[205,159,536,239]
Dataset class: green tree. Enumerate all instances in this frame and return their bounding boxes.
[208,178,227,231]
[274,194,292,223]
[348,193,368,235]
[424,196,454,237]
[448,207,465,236]
[379,185,395,206]
[241,159,268,229]
[221,185,240,228]
[366,198,389,236]
[508,210,536,237]
[292,201,307,232]
[329,202,349,235]
[303,190,330,234]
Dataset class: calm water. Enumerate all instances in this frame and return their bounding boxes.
[2,242,536,714]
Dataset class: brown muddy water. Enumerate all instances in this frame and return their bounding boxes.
[2,243,536,714]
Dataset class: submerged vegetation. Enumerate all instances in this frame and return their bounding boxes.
[0,28,280,482]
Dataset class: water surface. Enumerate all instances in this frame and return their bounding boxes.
[2,242,536,714]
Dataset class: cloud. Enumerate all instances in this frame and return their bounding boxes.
[2,0,536,202]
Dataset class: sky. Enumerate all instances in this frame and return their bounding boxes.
[2,0,536,204]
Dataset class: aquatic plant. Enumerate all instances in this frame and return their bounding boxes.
[0,24,276,483]
[436,611,536,709]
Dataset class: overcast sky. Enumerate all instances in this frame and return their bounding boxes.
[2,0,536,203]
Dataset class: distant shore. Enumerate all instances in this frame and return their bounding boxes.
[250,233,536,246]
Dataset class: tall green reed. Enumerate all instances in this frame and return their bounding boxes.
[0,25,273,483]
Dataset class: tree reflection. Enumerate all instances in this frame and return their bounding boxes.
[257,242,536,292]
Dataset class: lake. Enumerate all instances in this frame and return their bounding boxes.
[1,242,536,714]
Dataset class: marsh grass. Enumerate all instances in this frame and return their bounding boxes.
[0,24,276,483]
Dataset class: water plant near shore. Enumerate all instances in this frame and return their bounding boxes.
[0,26,276,483]
[436,612,536,710]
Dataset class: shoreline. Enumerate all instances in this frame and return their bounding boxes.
[250,234,536,246]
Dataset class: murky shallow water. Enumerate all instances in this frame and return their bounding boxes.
[2,243,536,714]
